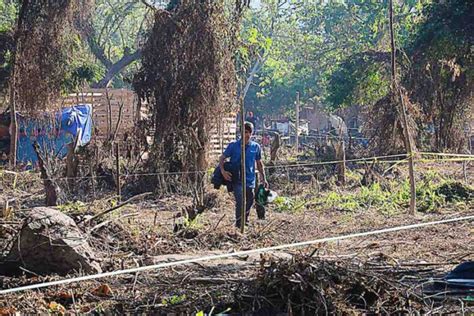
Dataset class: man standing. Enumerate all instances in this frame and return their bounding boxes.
[219,121,268,228]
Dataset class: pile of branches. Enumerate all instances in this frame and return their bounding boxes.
[12,0,92,113]
[237,255,432,314]
[134,0,244,174]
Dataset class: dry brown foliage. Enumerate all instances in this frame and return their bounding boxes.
[11,0,93,113]
[134,1,244,174]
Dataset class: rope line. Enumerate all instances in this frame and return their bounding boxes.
[0,214,472,295]
[1,152,471,182]
[420,152,474,158]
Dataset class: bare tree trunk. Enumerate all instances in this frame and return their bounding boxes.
[33,142,64,206]
[65,142,79,190]
[336,136,346,186]
[270,131,280,162]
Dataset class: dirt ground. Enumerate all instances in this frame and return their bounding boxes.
[0,161,472,314]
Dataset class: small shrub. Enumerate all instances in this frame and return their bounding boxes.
[435,182,474,202]
[57,201,87,215]
[162,294,186,306]
[273,196,306,213]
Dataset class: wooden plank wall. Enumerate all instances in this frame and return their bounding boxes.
[62,89,237,160]
[62,89,136,140]
[208,114,237,161]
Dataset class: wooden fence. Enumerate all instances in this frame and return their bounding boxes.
[209,114,237,161]
[63,89,237,160]
[62,89,137,141]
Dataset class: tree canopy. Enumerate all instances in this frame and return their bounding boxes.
[0,0,471,151]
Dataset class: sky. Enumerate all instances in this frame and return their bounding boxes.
[251,0,262,8]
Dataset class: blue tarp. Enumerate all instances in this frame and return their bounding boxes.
[17,104,92,165]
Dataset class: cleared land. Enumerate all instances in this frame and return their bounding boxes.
[0,160,472,314]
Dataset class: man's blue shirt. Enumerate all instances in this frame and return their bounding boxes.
[223,139,262,188]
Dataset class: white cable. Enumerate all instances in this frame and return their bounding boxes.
[266,154,408,169]
[1,214,472,295]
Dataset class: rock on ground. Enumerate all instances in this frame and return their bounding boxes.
[3,207,101,275]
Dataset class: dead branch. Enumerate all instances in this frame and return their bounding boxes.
[33,141,65,206]
[82,192,152,224]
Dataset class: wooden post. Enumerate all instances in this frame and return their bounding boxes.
[262,117,266,160]
[341,136,346,186]
[295,91,300,153]
[465,132,472,183]
[240,110,246,234]
[115,142,121,202]
[106,88,112,140]
[90,155,96,198]
[348,133,353,152]
[390,0,416,214]
[9,89,17,168]
[463,160,467,183]
[469,132,473,154]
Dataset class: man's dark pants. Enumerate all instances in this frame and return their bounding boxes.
[233,184,254,228]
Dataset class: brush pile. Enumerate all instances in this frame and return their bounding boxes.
[237,255,469,314]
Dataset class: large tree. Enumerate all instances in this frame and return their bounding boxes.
[134,0,244,173]
[404,0,473,152]
[325,0,473,152]
[11,0,93,113]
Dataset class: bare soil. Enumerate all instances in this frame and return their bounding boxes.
[0,161,472,314]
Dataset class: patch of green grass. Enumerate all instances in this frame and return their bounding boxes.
[345,169,363,184]
[183,214,204,230]
[161,294,186,306]
[273,196,306,213]
[57,201,87,215]
[309,177,472,214]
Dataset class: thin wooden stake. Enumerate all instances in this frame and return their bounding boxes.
[240,110,246,234]
[341,136,346,186]
[466,133,472,183]
[295,91,300,153]
[115,142,121,202]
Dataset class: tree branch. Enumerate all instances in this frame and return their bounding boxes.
[93,49,142,88]
[75,20,113,69]
[140,0,157,11]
